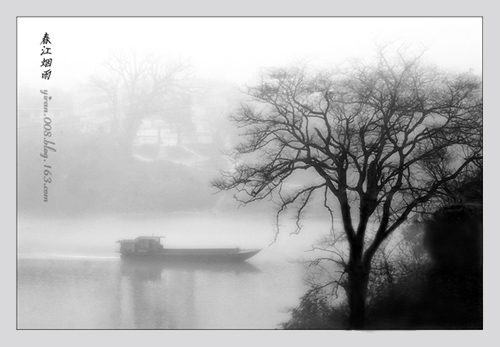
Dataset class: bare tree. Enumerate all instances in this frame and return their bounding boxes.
[212,51,482,329]
[89,50,193,156]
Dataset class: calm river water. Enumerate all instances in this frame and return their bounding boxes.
[18,213,336,329]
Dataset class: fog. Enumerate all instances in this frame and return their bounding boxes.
[17,17,482,218]
[17,17,482,330]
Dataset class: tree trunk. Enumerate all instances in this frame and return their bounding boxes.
[347,264,370,330]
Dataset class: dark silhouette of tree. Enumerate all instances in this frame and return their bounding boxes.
[414,168,483,329]
[212,50,482,329]
[89,50,193,156]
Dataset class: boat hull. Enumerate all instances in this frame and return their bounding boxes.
[120,249,261,262]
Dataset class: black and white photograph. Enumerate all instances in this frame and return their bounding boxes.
[16,17,483,331]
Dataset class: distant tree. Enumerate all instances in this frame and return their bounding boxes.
[212,50,482,329]
[161,92,196,146]
[89,50,193,156]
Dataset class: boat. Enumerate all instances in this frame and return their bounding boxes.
[116,236,261,262]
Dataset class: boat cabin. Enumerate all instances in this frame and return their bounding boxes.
[117,236,164,254]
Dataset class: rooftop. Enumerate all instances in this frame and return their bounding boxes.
[135,236,165,240]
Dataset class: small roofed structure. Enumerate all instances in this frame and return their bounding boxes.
[117,236,164,254]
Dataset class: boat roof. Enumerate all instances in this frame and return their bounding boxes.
[135,236,165,240]
[116,236,165,243]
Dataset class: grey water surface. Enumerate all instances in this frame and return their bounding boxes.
[18,213,331,329]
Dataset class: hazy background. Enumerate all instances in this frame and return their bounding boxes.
[18,17,482,218]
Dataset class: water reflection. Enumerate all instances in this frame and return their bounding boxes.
[112,258,262,329]
[18,255,305,329]
[120,258,261,280]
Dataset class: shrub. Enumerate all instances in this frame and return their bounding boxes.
[281,290,349,330]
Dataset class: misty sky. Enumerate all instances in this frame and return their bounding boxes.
[18,17,482,90]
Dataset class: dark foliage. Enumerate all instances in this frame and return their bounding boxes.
[424,204,482,272]
[281,292,349,330]
[418,202,482,328]
[281,172,482,330]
